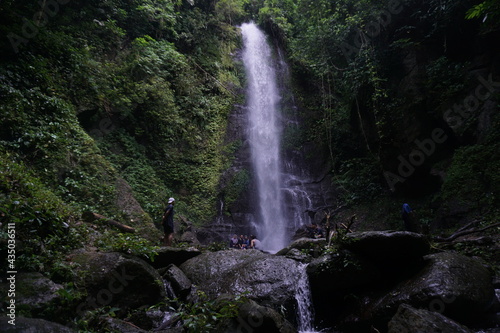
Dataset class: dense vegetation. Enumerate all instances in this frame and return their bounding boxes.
[0,0,499,330]
[1,0,245,225]
[0,1,246,315]
[252,0,500,225]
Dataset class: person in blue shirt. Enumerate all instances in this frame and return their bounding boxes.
[402,203,415,232]
[242,235,250,249]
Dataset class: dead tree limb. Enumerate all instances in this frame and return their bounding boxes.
[456,220,480,233]
[342,214,356,232]
[82,211,135,233]
[434,222,500,242]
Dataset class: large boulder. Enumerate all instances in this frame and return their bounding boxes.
[14,272,63,315]
[217,299,297,333]
[69,251,165,314]
[100,317,149,333]
[276,238,327,257]
[341,231,430,264]
[162,264,192,299]
[282,248,314,263]
[340,231,431,284]
[388,303,474,333]
[0,317,77,332]
[307,250,381,294]
[179,250,302,311]
[369,251,495,326]
[146,246,202,269]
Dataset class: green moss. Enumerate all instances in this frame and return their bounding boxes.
[223,169,251,212]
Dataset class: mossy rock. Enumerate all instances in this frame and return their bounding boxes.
[69,251,165,314]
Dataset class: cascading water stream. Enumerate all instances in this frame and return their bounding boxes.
[241,22,286,252]
[295,264,317,333]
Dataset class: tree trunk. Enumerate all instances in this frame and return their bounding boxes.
[82,211,135,233]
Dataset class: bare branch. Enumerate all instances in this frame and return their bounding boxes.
[434,222,500,242]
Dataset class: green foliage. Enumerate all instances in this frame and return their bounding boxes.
[425,56,468,105]
[0,0,244,228]
[222,169,250,211]
[466,0,500,32]
[96,231,160,261]
[466,2,488,19]
[334,157,384,204]
[206,241,231,252]
[216,0,248,24]
[0,151,89,273]
[97,129,168,221]
[169,290,248,333]
[440,142,500,210]
[75,306,122,333]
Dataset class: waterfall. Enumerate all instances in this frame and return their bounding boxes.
[234,23,322,332]
[241,22,286,252]
[295,264,316,333]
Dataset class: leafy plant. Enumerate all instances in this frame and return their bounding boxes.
[96,231,160,261]
[168,290,248,333]
[466,0,500,32]
[334,157,384,205]
[75,306,122,333]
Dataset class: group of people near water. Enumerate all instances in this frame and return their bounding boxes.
[229,234,261,250]
[161,197,420,249]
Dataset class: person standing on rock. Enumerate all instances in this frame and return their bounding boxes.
[162,197,175,246]
[402,203,416,232]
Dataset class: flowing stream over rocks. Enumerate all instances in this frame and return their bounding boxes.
[295,263,316,333]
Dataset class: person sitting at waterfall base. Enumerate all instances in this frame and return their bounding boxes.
[250,235,261,250]
[242,235,250,249]
[229,234,239,248]
[314,224,324,238]
[306,224,317,238]
[162,197,175,246]
[238,234,245,249]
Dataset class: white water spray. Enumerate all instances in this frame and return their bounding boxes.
[241,22,286,252]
